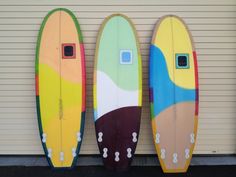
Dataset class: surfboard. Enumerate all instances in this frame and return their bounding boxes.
[93,14,142,171]
[35,8,86,168]
[149,15,198,173]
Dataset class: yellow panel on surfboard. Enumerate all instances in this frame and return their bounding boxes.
[35,8,86,168]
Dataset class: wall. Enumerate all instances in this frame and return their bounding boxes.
[0,0,236,155]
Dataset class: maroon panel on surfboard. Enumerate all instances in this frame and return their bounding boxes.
[95,106,142,170]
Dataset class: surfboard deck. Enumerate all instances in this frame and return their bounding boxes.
[35,8,86,168]
[149,15,198,173]
[93,14,142,171]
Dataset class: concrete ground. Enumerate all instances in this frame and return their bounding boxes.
[0,166,235,177]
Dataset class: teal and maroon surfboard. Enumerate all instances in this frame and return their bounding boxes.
[93,14,142,171]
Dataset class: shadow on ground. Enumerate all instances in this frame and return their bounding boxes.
[0,166,235,177]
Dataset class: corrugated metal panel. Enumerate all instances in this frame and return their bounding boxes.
[0,0,236,155]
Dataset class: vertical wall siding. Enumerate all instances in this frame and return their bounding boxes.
[0,0,236,155]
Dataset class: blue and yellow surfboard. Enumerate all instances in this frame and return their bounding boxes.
[149,15,199,173]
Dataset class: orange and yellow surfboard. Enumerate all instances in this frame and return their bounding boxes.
[35,8,86,168]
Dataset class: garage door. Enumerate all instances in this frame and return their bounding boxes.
[0,0,235,155]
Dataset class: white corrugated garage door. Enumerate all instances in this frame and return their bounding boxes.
[0,0,235,155]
